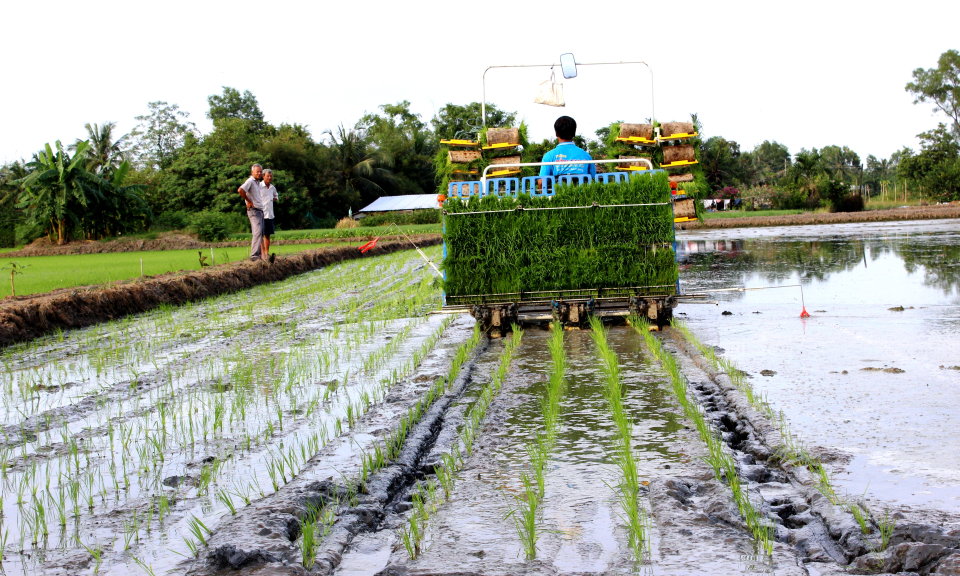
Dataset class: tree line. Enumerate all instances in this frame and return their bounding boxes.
[1,49,957,246]
[696,49,960,209]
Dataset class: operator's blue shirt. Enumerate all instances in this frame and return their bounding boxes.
[539,142,596,177]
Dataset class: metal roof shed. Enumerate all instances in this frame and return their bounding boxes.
[358,194,439,214]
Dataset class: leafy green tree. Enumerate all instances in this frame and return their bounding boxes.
[0,161,28,247]
[359,101,437,195]
[898,124,960,202]
[207,87,266,133]
[69,122,130,173]
[750,140,791,183]
[906,49,960,137]
[700,136,743,191]
[431,102,515,141]
[784,148,825,202]
[78,161,152,238]
[820,145,861,182]
[16,141,105,245]
[323,125,395,209]
[129,101,197,170]
[864,154,898,195]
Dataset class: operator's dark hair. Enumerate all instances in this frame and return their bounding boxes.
[554,116,577,140]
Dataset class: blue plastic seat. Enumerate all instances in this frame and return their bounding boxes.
[556,174,594,187]
[520,176,555,197]
[597,172,629,183]
[448,181,481,199]
[484,177,520,197]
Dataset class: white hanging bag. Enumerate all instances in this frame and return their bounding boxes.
[533,69,565,107]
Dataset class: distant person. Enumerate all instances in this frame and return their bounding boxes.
[238,163,265,261]
[539,116,596,178]
[260,169,279,264]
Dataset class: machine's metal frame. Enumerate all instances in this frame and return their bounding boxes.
[481,60,655,130]
[443,159,678,334]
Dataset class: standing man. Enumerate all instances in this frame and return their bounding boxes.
[260,169,279,264]
[238,164,265,261]
[539,116,597,178]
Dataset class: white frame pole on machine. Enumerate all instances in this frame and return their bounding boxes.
[481,61,655,129]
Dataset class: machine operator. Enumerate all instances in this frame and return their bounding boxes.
[539,116,596,178]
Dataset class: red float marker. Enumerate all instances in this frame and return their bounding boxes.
[800,285,810,318]
[358,238,378,253]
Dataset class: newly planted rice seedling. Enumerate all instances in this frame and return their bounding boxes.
[505,473,540,559]
[633,316,772,557]
[589,317,649,561]
[0,247,454,572]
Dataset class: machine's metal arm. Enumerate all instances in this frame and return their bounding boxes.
[482,61,655,129]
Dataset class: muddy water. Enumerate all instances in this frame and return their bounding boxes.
[0,248,447,575]
[676,219,960,521]
[349,327,695,575]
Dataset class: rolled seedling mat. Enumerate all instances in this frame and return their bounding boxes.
[490,155,522,165]
[669,172,695,183]
[660,122,696,137]
[485,127,520,146]
[619,123,655,140]
[673,198,697,219]
[662,145,696,165]
[618,155,651,170]
[449,150,482,164]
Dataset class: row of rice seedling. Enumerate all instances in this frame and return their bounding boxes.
[394,326,523,560]
[588,317,650,562]
[0,248,438,426]
[503,323,566,559]
[6,314,449,566]
[0,247,449,572]
[670,321,897,556]
[295,324,485,566]
[442,173,678,299]
[631,316,774,556]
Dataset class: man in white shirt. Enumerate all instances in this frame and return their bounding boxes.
[260,169,279,264]
[238,164,265,261]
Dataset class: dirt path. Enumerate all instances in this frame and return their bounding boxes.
[679,204,960,230]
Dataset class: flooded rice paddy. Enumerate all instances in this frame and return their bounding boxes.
[2,218,960,575]
[676,219,960,523]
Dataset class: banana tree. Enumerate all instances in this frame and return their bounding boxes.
[16,140,105,245]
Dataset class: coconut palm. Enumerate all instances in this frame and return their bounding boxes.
[16,141,105,245]
[69,122,130,173]
[787,149,825,201]
[323,125,395,207]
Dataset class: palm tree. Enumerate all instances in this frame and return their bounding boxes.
[788,150,825,201]
[69,122,130,173]
[323,125,395,207]
[16,141,105,245]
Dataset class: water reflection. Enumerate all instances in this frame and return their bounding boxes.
[673,221,960,517]
[676,235,960,297]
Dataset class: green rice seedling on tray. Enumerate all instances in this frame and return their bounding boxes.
[443,172,678,301]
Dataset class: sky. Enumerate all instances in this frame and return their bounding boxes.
[2,0,959,165]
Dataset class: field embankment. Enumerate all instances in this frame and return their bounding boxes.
[0,238,441,347]
[0,231,441,257]
[680,203,960,229]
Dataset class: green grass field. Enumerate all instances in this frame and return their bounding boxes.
[0,242,352,298]
[228,223,442,241]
